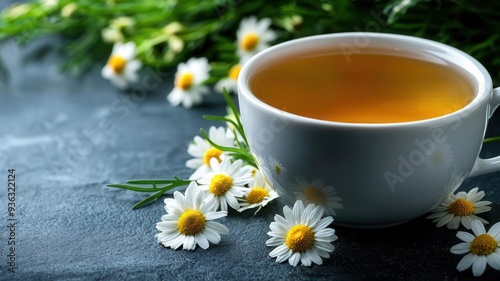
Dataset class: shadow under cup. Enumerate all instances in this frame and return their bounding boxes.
[237,32,500,227]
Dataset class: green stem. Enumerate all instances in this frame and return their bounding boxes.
[484,136,500,143]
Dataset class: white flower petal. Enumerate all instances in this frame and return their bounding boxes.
[195,233,210,250]
[204,211,227,221]
[457,253,477,272]
[183,235,196,251]
[456,231,475,243]
[206,221,230,235]
[266,236,285,246]
[289,252,301,267]
[202,227,223,244]
[472,255,487,277]
[274,247,293,264]
[300,253,312,267]
[471,220,486,236]
[315,241,335,253]
[315,228,337,242]
[307,249,324,265]
[170,235,185,250]
[460,216,473,229]
[487,221,500,238]
[487,252,500,270]
[269,244,290,258]
[450,242,471,254]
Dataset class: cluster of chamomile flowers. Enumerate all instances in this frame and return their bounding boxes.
[154,124,339,267]
[101,16,277,108]
[100,15,342,267]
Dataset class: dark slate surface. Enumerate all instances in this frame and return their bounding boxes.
[1,38,500,280]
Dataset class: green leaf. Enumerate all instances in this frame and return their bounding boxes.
[106,183,161,192]
[132,192,162,209]
[126,179,179,184]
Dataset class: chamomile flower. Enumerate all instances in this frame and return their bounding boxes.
[426,187,492,229]
[266,200,338,266]
[237,16,276,63]
[450,220,500,277]
[215,64,242,94]
[186,126,236,180]
[268,157,286,177]
[101,42,142,90]
[291,177,343,216]
[198,158,253,211]
[238,170,279,214]
[167,57,210,108]
[155,181,229,251]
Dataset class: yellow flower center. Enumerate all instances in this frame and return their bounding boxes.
[470,234,498,256]
[246,187,269,204]
[209,174,233,196]
[251,169,258,177]
[303,186,327,204]
[274,164,281,175]
[240,33,260,51]
[228,64,242,81]
[108,56,127,74]
[203,147,223,166]
[176,72,194,90]
[177,209,206,236]
[285,224,315,253]
[448,198,475,216]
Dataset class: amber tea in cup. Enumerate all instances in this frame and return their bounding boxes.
[249,47,475,123]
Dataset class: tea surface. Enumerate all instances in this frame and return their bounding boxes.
[249,49,474,123]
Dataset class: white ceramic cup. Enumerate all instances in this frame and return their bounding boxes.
[238,32,500,227]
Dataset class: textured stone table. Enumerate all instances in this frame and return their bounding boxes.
[1,37,500,281]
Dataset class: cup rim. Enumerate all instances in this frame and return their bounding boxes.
[237,32,493,128]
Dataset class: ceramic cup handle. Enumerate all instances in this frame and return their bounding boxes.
[469,87,500,177]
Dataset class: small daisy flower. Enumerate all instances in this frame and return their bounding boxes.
[198,158,253,211]
[186,126,236,180]
[155,181,229,251]
[215,64,242,94]
[268,157,286,177]
[167,57,210,108]
[101,42,142,90]
[266,200,338,266]
[427,187,492,229]
[450,220,500,277]
[238,170,279,214]
[291,177,343,216]
[237,16,277,63]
